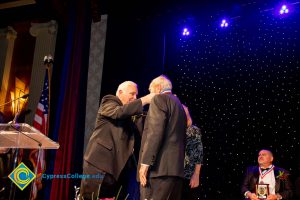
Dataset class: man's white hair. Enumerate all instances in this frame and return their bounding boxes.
[116,81,137,96]
[150,75,172,90]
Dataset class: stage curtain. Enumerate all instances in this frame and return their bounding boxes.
[41,0,91,199]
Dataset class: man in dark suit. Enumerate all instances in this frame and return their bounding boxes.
[80,81,155,200]
[241,149,293,200]
[138,75,187,200]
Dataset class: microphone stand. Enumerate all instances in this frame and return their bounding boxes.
[5,93,42,200]
[8,92,39,200]
[0,94,30,108]
[0,93,29,199]
[8,94,21,200]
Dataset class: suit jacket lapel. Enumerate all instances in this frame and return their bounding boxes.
[274,167,280,192]
[252,167,259,190]
[253,167,260,185]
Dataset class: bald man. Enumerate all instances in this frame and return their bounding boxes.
[138,75,187,200]
[241,149,293,200]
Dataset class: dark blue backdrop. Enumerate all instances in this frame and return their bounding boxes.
[102,1,300,199]
[165,2,300,200]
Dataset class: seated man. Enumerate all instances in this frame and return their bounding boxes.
[241,149,293,200]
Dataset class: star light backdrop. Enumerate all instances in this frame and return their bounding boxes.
[164,2,300,200]
[101,1,300,199]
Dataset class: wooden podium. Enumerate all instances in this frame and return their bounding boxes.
[0,123,59,200]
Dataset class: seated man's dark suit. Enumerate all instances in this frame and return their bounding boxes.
[80,95,144,199]
[241,166,293,199]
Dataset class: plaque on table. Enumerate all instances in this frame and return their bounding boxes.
[255,183,269,199]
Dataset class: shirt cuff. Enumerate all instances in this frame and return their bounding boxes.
[244,191,250,198]
[276,194,283,200]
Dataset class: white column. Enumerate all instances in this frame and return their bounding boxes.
[25,20,58,124]
[84,15,108,151]
[0,27,17,112]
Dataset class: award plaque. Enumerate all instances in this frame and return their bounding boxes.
[255,184,269,199]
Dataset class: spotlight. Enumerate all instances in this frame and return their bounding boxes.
[220,19,229,28]
[279,5,289,14]
[182,28,190,36]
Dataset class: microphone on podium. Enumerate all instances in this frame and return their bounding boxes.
[20,93,29,99]
[0,93,29,107]
[0,94,30,153]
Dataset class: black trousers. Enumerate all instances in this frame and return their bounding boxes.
[80,156,139,200]
[80,161,117,200]
[140,176,183,200]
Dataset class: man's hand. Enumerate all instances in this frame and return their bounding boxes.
[247,192,259,200]
[266,194,279,200]
[139,165,149,187]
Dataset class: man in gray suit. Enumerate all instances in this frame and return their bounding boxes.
[138,75,187,200]
[80,81,155,200]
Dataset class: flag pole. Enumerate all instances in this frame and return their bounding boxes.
[29,55,53,200]
[44,55,53,135]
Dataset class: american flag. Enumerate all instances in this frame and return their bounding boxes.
[33,71,49,134]
[30,71,49,200]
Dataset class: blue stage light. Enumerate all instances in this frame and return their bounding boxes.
[182,28,190,36]
[279,5,289,14]
[220,19,229,28]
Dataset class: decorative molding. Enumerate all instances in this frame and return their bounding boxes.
[0,26,17,40]
[0,0,36,10]
[0,26,17,112]
[29,20,58,37]
[25,20,57,124]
